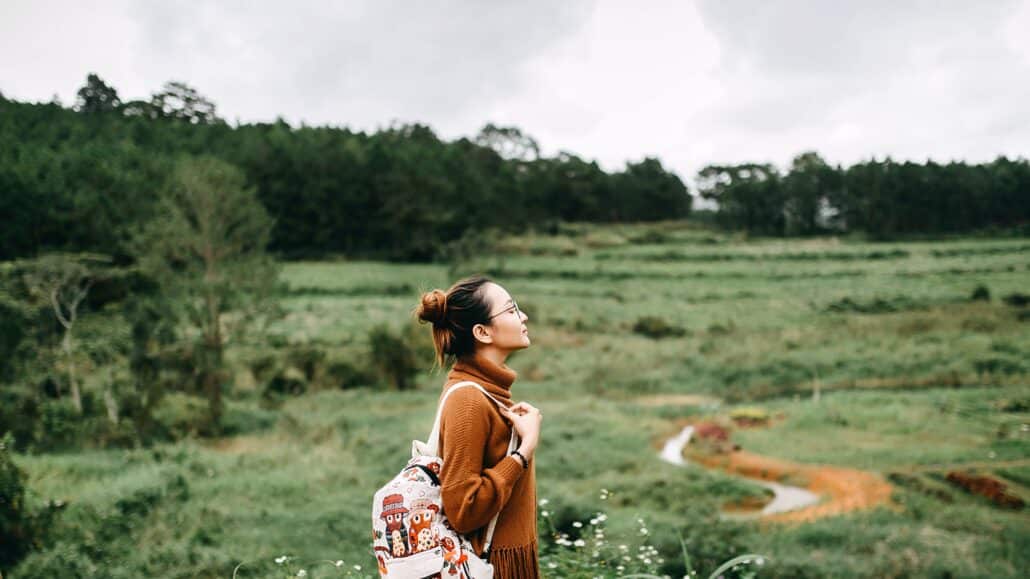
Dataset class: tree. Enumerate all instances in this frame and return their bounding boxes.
[22,253,111,413]
[134,156,279,433]
[149,81,219,124]
[475,123,540,161]
[612,157,691,221]
[75,73,121,114]
[783,151,840,235]
[697,163,784,234]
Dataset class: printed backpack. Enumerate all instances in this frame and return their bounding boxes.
[371,381,517,578]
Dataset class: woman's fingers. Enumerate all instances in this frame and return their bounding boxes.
[509,402,539,414]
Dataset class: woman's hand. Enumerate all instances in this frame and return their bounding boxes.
[502,402,542,458]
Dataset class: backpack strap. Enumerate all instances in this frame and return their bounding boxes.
[426,380,512,456]
[427,380,520,558]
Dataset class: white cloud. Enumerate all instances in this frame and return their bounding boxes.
[1,0,1028,186]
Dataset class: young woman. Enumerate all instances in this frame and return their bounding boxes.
[415,275,543,579]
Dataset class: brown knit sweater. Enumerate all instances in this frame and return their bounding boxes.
[438,353,539,579]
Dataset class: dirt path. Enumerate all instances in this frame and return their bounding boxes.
[688,448,896,523]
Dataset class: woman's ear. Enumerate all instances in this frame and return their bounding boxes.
[472,322,494,345]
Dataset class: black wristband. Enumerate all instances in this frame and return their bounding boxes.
[511,450,528,469]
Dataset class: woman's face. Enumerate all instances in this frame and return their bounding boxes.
[477,282,530,350]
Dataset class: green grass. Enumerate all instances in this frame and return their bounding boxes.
[9,223,1030,578]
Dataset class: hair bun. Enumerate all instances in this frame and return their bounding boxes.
[418,289,449,325]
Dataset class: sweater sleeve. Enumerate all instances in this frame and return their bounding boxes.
[438,387,525,534]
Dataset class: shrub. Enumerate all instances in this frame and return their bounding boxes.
[264,367,307,398]
[823,295,931,314]
[368,324,418,390]
[632,316,687,339]
[970,284,991,301]
[151,392,209,439]
[326,360,376,390]
[1002,292,1029,307]
[0,433,41,569]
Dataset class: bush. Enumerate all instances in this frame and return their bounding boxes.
[632,316,687,339]
[264,367,307,398]
[368,324,418,390]
[326,359,376,390]
[1,433,39,569]
[823,295,931,314]
[970,284,991,301]
[1002,292,1029,307]
[151,392,210,439]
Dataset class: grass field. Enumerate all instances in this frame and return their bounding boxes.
[10,222,1030,578]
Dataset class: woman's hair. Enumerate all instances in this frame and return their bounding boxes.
[414,274,494,368]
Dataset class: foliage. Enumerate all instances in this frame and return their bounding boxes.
[697,152,1030,238]
[632,316,688,339]
[133,155,281,433]
[0,432,33,568]
[367,324,419,390]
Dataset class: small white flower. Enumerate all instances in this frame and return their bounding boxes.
[640,528,649,535]
[353,564,362,571]
[335,560,344,567]
[275,556,288,565]
[541,510,550,517]
[573,521,583,528]
[619,544,628,551]
[296,570,307,578]
[539,498,550,506]
[616,566,625,572]
[548,562,558,569]
[644,558,652,565]
[756,557,765,566]
[574,539,586,547]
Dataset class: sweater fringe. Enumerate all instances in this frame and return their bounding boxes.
[488,542,539,579]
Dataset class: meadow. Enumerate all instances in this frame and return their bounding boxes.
[9,222,1030,578]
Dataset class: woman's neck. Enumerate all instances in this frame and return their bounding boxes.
[475,346,509,369]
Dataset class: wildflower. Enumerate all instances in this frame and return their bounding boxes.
[335,560,344,567]
[539,498,550,506]
[548,562,558,569]
[296,571,307,578]
[353,564,362,571]
[573,521,583,528]
[574,539,586,547]
[541,510,550,517]
[275,556,288,565]
[640,527,649,535]
[619,544,628,551]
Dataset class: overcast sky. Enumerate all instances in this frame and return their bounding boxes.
[3,0,1029,182]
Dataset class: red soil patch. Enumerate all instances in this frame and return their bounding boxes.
[689,448,897,523]
[945,471,1025,509]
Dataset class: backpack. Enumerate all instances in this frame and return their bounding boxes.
[371,381,518,578]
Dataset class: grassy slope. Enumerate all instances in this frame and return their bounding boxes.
[11,224,1030,578]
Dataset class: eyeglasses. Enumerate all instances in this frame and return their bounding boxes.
[487,299,522,320]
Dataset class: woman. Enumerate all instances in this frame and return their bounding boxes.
[415,275,543,579]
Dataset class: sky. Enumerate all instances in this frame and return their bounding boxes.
[2,0,1029,184]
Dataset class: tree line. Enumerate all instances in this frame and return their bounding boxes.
[697,152,1030,237]
[4,75,1026,265]
[0,74,690,263]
